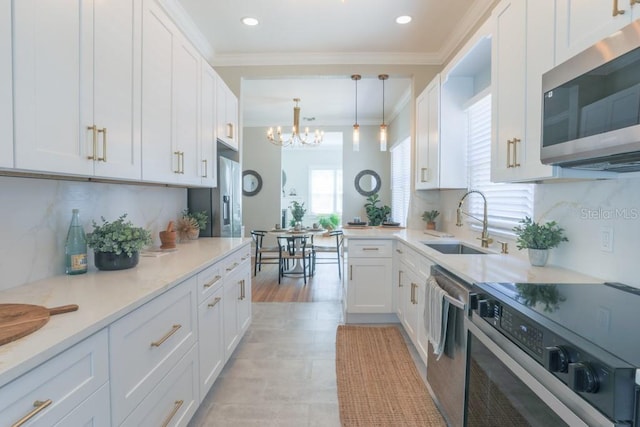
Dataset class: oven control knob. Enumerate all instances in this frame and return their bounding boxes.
[477,300,493,317]
[543,346,569,372]
[568,362,599,393]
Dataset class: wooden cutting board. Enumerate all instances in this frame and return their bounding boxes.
[0,303,79,346]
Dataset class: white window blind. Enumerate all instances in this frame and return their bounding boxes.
[309,168,343,215]
[466,95,533,235]
[391,137,411,226]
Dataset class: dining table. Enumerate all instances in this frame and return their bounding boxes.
[268,227,327,274]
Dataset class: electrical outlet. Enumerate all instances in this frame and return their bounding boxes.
[600,226,613,252]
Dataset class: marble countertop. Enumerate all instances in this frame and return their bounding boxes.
[342,228,604,285]
[0,237,250,387]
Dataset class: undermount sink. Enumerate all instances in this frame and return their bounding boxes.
[423,242,488,255]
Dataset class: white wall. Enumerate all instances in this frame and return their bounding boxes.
[0,176,184,291]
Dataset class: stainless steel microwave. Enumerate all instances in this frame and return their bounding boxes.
[541,20,640,172]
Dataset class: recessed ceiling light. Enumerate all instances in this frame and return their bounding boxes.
[241,16,259,26]
[395,15,412,25]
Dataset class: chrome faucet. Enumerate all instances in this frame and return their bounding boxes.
[456,190,493,248]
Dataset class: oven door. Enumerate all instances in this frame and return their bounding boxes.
[466,318,616,427]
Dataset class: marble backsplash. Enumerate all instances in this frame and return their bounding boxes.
[427,178,640,289]
[0,176,185,291]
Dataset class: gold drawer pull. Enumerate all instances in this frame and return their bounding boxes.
[173,151,181,174]
[97,127,107,162]
[238,279,245,300]
[87,125,97,160]
[202,159,208,178]
[12,399,52,427]
[161,400,184,427]
[226,123,234,139]
[151,324,181,347]
[226,262,239,271]
[208,296,222,308]
[613,0,626,15]
[203,275,221,288]
[362,247,380,251]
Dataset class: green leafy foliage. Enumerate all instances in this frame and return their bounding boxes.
[421,210,440,223]
[317,213,340,230]
[289,201,307,226]
[513,217,568,250]
[364,193,391,226]
[182,209,208,230]
[87,214,152,257]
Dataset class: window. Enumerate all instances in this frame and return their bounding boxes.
[309,167,343,214]
[391,137,411,226]
[466,94,533,235]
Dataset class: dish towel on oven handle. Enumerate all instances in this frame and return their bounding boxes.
[425,275,450,360]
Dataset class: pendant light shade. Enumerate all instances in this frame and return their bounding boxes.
[379,74,388,152]
[351,74,361,152]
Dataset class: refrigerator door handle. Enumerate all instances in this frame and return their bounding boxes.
[223,195,231,225]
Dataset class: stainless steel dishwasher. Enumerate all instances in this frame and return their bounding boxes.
[426,265,471,427]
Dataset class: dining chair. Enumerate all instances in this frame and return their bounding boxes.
[250,230,280,276]
[276,234,313,284]
[311,230,344,278]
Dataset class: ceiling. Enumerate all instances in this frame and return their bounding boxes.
[175,0,495,129]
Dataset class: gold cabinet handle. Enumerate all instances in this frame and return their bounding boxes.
[512,137,521,167]
[349,265,353,280]
[420,167,428,182]
[362,247,380,251]
[632,0,640,5]
[613,0,626,15]
[180,151,185,174]
[97,127,107,162]
[87,125,98,160]
[202,159,208,178]
[396,248,403,254]
[226,123,234,139]
[12,399,53,427]
[506,138,512,168]
[207,296,222,308]
[150,324,181,347]
[226,262,239,272]
[203,275,222,288]
[398,270,403,287]
[238,279,245,300]
[161,400,184,427]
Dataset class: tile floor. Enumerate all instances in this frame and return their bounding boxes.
[189,302,426,426]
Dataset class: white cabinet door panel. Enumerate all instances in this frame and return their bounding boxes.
[13,0,93,176]
[347,258,393,313]
[0,0,12,169]
[200,64,218,187]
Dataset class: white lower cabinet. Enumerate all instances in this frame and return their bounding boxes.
[0,329,109,426]
[198,284,224,400]
[223,260,252,361]
[55,383,111,426]
[346,240,393,316]
[109,275,197,425]
[121,345,198,427]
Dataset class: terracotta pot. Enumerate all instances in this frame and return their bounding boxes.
[159,230,177,249]
[426,222,436,230]
[94,251,139,271]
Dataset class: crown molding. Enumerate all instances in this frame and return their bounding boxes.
[210,51,442,67]
[156,0,214,60]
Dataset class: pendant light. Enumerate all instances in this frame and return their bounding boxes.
[379,74,388,151]
[351,74,361,152]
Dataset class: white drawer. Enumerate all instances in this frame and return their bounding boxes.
[396,243,418,271]
[121,345,198,427]
[196,261,223,304]
[110,276,197,425]
[222,245,251,276]
[54,382,111,426]
[349,239,393,258]
[0,329,108,427]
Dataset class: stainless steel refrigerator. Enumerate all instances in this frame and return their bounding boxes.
[187,156,242,237]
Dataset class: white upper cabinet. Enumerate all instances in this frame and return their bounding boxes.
[491,0,558,182]
[200,64,218,187]
[0,1,12,169]
[141,2,204,186]
[555,0,640,65]
[13,0,140,179]
[215,75,239,151]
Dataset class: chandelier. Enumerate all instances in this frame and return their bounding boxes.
[267,98,323,147]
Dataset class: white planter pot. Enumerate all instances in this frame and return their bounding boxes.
[528,248,549,267]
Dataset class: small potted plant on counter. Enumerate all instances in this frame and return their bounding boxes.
[422,210,440,230]
[364,193,391,226]
[513,216,568,267]
[178,209,208,240]
[87,214,152,270]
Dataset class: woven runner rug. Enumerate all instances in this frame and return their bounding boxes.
[335,325,446,426]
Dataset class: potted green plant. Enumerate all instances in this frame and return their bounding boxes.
[513,217,568,266]
[178,209,208,240]
[87,214,152,270]
[289,201,307,228]
[364,193,391,226]
[422,210,440,230]
[317,213,340,231]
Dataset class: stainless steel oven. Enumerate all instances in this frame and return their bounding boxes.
[468,281,640,427]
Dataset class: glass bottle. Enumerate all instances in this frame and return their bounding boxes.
[65,209,88,275]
